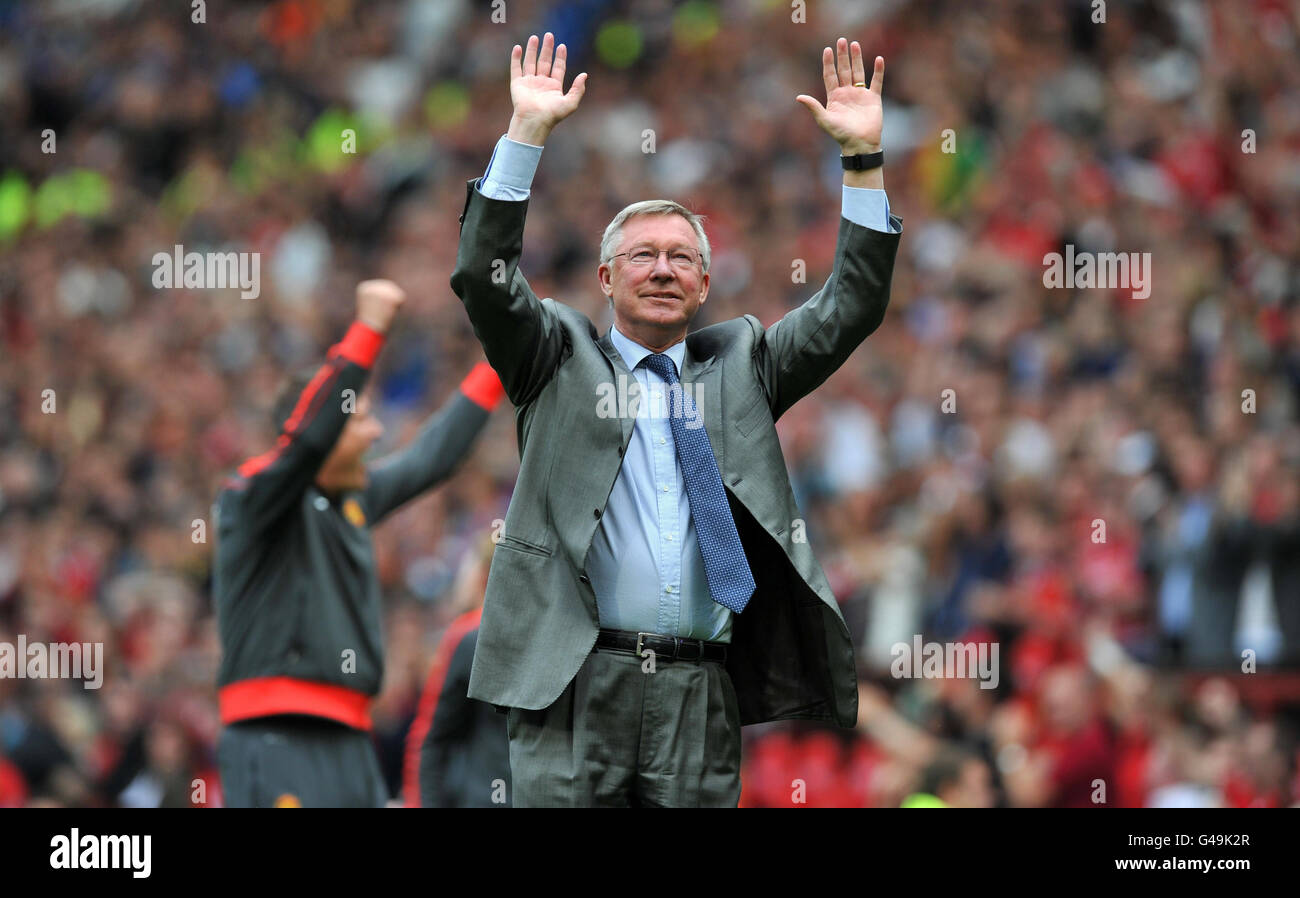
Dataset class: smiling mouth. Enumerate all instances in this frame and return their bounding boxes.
[645,292,680,300]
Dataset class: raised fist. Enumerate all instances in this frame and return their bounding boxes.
[355,279,406,334]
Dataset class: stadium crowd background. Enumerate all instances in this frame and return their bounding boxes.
[1,0,1298,807]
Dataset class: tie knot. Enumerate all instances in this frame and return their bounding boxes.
[643,353,679,384]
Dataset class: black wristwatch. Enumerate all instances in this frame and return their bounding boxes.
[841,150,884,171]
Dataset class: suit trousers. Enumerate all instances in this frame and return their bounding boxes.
[506,646,743,807]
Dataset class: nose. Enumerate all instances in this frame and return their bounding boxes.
[650,252,675,278]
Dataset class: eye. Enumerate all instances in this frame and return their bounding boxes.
[631,250,656,263]
[672,252,694,265]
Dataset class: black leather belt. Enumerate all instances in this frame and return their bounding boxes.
[595,628,728,664]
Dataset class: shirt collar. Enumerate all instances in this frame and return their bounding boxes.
[609,324,687,377]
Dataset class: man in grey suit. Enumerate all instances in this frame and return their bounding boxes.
[451,32,902,807]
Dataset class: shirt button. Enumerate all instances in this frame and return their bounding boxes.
[666,533,673,541]
[659,437,666,445]
[665,586,673,593]
[662,485,669,492]
[314,496,329,511]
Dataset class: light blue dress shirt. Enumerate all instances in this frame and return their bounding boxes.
[590,327,730,641]
[475,134,896,642]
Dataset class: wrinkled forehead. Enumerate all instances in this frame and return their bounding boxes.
[617,213,699,252]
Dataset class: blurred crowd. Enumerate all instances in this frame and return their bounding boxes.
[1,0,1298,807]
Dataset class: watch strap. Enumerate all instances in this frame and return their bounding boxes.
[841,150,884,171]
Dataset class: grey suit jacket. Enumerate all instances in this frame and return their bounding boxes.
[451,179,901,727]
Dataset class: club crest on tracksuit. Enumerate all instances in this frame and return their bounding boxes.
[342,498,366,527]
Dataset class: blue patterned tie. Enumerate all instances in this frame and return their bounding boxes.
[642,353,756,613]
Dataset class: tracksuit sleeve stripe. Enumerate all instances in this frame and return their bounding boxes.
[234,360,343,480]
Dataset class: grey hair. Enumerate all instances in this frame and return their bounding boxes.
[599,200,711,274]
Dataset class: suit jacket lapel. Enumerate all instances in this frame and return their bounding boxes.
[681,336,723,476]
[596,330,636,452]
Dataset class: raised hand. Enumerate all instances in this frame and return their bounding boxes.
[355,279,406,334]
[507,32,587,146]
[796,38,883,154]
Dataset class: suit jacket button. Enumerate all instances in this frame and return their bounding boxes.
[593,508,601,518]
[579,574,590,585]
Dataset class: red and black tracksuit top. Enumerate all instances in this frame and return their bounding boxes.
[214,321,503,730]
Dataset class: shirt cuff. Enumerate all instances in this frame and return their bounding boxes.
[842,185,897,234]
[478,134,544,201]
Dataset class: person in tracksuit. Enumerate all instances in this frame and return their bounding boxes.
[402,535,511,808]
[213,279,504,808]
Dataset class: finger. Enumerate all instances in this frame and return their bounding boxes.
[820,47,837,97]
[553,42,567,85]
[523,34,538,76]
[564,71,587,107]
[538,31,554,76]
[510,43,523,81]
[869,55,884,95]
[836,37,852,86]
[795,94,827,126]
[850,41,866,85]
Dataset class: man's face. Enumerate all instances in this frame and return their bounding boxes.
[598,213,710,346]
[315,393,383,494]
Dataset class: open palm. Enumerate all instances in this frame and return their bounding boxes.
[510,33,587,130]
[797,39,884,154]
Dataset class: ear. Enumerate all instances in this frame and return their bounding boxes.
[598,262,613,297]
[697,271,710,307]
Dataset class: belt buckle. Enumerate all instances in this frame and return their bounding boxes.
[636,632,651,658]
